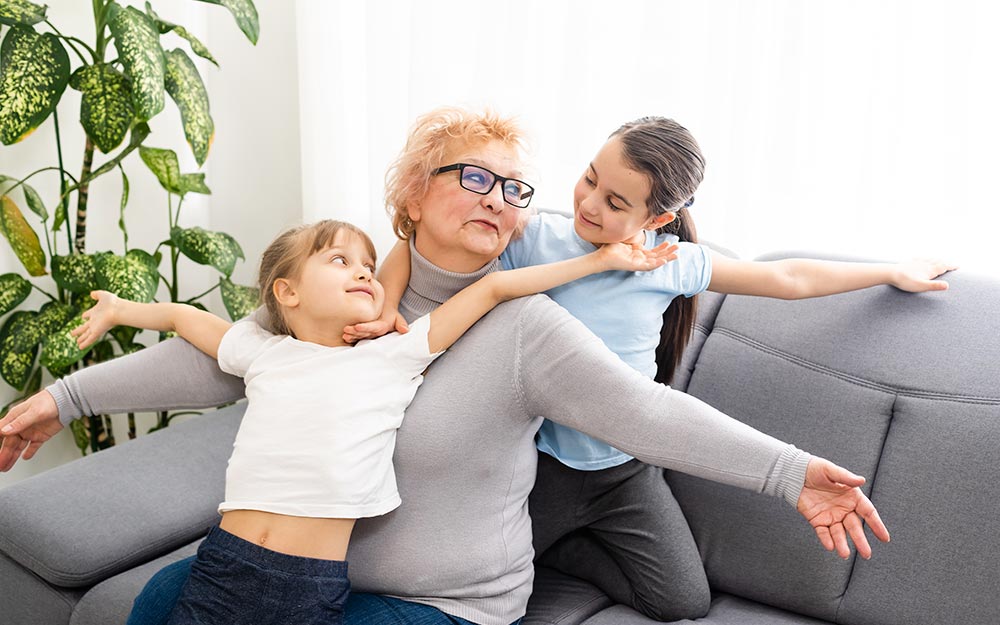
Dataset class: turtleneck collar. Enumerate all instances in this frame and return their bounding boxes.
[400,238,502,318]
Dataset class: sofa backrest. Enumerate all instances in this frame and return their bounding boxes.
[667,258,1000,625]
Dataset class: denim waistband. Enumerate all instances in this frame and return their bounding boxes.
[203,525,349,578]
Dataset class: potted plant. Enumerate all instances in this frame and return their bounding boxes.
[0,0,261,454]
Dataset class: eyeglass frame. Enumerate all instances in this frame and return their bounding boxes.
[431,163,535,208]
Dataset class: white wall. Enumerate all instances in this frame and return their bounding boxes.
[0,1,302,488]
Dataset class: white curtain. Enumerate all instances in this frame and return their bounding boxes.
[295,0,1000,273]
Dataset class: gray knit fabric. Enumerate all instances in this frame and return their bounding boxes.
[45,240,810,625]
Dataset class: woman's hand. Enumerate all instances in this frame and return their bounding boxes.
[890,259,958,293]
[0,390,62,472]
[70,290,120,349]
[796,457,890,559]
[597,241,679,272]
[343,308,410,343]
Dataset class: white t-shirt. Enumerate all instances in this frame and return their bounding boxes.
[216,314,442,519]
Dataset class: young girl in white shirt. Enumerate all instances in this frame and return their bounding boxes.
[70,218,676,625]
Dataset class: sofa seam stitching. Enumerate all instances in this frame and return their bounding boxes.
[713,328,1000,404]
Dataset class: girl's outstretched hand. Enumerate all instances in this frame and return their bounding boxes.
[343,308,409,344]
[797,457,891,560]
[891,259,958,292]
[70,290,120,349]
[597,241,679,272]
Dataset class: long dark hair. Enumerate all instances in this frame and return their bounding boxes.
[611,117,705,385]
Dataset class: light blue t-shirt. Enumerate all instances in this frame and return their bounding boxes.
[500,212,713,470]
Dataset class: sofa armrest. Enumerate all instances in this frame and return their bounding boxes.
[0,403,244,587]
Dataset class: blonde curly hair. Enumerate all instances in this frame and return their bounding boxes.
[384,107,528,240]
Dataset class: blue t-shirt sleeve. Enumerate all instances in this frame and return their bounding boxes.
[500,214,543,270]
[678,242,713,296]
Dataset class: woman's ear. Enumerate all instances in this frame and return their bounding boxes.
[646,211,676,230]
[273,279,299,308]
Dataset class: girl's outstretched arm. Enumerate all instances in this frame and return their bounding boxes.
[72,291,232,359]
[707,253,957,299]
[343,239,411,342]
[428,241,678,353]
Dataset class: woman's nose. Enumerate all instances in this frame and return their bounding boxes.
[481,184,506,213]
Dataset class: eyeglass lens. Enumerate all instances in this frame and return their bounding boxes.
[460,165,533,207]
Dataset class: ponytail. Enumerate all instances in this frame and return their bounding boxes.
[654,206,698,386]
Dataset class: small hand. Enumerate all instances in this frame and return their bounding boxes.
[598,241,680,272]
[343,310,409,343]
[0,390,62,472]
[797,457,890,559]
[70,290,120,349]
[892,259,958,293]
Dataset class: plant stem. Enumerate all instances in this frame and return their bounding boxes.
[44,20,95,64]
[53,109,72,254]
[184,282,220,304]
[75,138,96,253]
[30,283,58,302]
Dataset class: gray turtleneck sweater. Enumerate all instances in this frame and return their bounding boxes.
[48,241,810,625]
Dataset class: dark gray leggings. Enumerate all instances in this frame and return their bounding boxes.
[529,452,711,621]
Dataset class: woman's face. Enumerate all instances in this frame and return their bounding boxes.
[573,137,668,246]
[410,140,525,273]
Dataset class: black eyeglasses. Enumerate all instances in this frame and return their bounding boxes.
[432,163,535,208]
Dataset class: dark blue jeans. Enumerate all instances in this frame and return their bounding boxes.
[128,553,520,625]
[163,526,349,625]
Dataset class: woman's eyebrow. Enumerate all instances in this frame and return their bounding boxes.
[590,163,635,208]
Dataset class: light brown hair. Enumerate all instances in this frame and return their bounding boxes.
[258,220,376,336]
[611,117,706,385]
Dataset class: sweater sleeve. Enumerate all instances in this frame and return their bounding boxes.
[512,295,810,506]
[47,337,247,427]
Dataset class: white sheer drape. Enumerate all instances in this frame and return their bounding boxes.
[296,0,999,272]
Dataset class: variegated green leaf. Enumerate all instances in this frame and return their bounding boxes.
[179,173,210,196]
[145,3,218,66]
[0,26,70,145]
[39,315,88,373]
[10,301,75,352]
[0,309,37,389]
[87,121,150,180]
[69,418,89,454]
[0,195,46,276]
[94,249,159,302]
[195,0,258,45]
[139,145,181,194]
[171,226,242,277]
[109,324,138,347]
[164,48,213,166]
[0,271,30,315]
[21,181,45,220]
[0,0,46,27]
[220,277,258,321]
[107,2,165,121]
[0,364,42,417]
[69,63,134,153]
[52,253,97,293]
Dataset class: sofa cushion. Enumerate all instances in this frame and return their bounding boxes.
[523,565,613,625]
[581,593,833,624]
[838,396,1000,625]
[69,540,200,625]
[671,260,1000,624]
[0,404,243,587]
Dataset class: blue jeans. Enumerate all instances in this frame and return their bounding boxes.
[128,554,521,625]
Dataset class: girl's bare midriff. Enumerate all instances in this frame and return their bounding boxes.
[220,510,355,561]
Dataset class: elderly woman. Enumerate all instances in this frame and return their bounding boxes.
[0,107,886,625]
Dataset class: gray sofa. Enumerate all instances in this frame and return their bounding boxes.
[1,252,997,625]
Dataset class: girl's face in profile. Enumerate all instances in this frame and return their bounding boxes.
[289,231,386,327]
[573,137,671,246]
